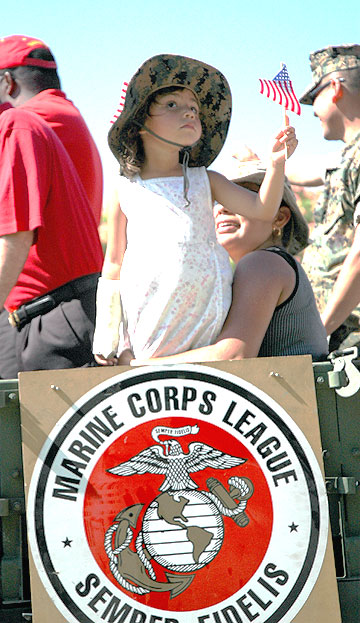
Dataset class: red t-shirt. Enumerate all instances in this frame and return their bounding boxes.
[0,108,104,310]
[20,89,103,226]
[0,102,12,114]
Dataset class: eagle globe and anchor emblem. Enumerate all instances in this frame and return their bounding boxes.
[104,424,254,598]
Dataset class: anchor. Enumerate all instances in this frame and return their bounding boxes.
[105,504,194,598]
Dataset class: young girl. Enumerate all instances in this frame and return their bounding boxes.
[131,160,328,365]
[93,54,298,364]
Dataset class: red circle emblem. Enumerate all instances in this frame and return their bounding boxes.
[84,416,273,611]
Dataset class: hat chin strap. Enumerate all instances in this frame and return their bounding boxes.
[133,120,199,150]
[134,121,197,207]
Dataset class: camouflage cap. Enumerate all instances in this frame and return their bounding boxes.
[232,161,309,255]
[108,54,232,168]
[300,43,360,105]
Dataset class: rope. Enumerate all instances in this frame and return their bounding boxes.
[104,522,149,594]
[181,148,191,207]
[135,531,156,579]
[203,476,251,517]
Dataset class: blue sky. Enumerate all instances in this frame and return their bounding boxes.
[3,0,360,200]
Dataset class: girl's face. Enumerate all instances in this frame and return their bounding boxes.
[144,88,202,147]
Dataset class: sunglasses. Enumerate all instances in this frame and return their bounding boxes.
[310,77,345,103]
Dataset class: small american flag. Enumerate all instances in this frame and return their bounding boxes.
[259,64,301,116]
[110,81,129,124]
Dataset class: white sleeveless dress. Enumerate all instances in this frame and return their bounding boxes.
[117,166,232,358]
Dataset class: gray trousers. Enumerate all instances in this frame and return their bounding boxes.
[0,284,98,379]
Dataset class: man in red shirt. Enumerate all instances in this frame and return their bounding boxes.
[0,35,103,222]
[0,37,104,377]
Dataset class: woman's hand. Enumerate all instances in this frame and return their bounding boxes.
[117,349,135,365]
[94,353,118,366]
[94,348,134,366]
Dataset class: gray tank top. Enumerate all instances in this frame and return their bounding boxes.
[257,247,328,361]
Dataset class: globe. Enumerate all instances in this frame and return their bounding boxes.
[141,489,224,571]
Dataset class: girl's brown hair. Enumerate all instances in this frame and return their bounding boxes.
[118,87,196,179]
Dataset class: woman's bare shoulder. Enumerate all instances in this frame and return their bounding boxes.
[234,249,294,283]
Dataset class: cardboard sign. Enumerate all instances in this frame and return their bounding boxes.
[19,357,342,623]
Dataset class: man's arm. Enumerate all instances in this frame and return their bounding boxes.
[285,158,324,187]
[285,152,343,187]
[0,231,33,309]
[321,223,360,335]
[93,198,127,365]
[101,197,127,279]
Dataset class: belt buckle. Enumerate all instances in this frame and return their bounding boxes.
[8,311,20,328]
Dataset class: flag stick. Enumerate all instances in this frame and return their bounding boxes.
[281,62,289,160]
[283,107,289,127]
[284,106,289,161]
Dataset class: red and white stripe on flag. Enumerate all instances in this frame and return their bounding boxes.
[110,82,129,124]
[259,65,301,116]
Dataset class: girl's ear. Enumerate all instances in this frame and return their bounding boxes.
[274,205,291,230]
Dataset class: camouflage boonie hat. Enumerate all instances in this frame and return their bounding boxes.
[300,43,360,105]
[232,161,309,255]
[108,54,232,168]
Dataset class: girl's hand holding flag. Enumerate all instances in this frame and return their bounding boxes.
[271,125,298,164]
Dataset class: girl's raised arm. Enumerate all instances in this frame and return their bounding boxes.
[208,126,298,222]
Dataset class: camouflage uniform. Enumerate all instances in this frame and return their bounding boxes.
[300,44,360,351]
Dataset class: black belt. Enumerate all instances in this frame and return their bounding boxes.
[8,273,100,331]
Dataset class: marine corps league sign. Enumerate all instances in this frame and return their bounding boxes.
[23,363,333,623]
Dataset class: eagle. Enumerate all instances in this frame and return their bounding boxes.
[107,439,246,491]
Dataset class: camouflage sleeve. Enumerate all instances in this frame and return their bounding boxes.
[350,140,360,226]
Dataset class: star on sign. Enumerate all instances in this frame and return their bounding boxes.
[62,537,72,547]
[289,522,299,533]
